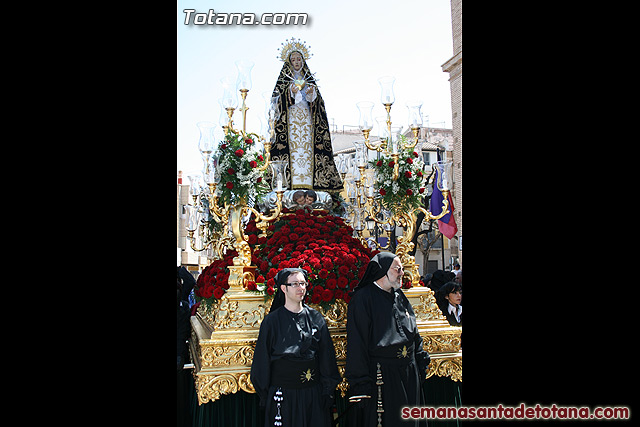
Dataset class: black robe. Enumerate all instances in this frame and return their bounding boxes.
[251,305,341,427]
[345,283,430,427]
[269,55,343,194]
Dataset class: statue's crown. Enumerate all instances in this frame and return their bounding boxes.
[278,37,312,62]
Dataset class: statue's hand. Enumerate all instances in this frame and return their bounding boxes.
[291,84,299,94]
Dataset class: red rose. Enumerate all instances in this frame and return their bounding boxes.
[246,281,257,291]
[406,188,413,195]
[334,289,344,300]
[249,160,257,168]
[326,278,337,289]
[266,286,275,296]
[417,170,423,178]
[311,292,322,304]
[245,138,253,144]
[220,143,227,149]
[227,167,235,175]
[248,234,257,245]
[226,181,234,189]
[321,289,333,302]
[405,170,412,178]
[337,276,349,289]
[257,177,262,183]
[256,275,265,283]
[338,265,349,276]
[406,157,413,164]
[413,151,419,158]
[379,188,386,196]
[258,155,264,161]
[388,160,395,168]
[213,287,225,299]
[376,160,383,167]
[318,269,329,279]
[419,187,425,194]
[235,148,244,157]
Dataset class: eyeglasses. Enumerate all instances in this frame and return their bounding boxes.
[287,281,308,288]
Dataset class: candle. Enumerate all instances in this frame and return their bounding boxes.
[385,96,390,104]
[277,177,283,192]
[442,178,448,191]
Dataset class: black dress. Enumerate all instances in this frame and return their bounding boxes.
[345,283,430,427]
[251,305,341,427]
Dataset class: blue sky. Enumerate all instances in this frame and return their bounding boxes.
[177,0,454,177]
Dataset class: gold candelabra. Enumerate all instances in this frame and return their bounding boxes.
[186,67,285,289]
[345,78,453,284]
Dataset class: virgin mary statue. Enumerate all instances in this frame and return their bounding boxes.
[270,38,343,196]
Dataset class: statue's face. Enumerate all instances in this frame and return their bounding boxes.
[289,52,303,71]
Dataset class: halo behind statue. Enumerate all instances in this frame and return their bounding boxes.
[278,37,313,62]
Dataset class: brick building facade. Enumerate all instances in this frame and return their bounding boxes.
[441,0,462,264]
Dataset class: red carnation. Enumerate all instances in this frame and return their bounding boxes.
[419,187,425,194]
[226,181,234,189]
[249,160,257,168]
[388,160,395,168]
[406,157,413,164]
[413,151,419,158]
[417,170,423,178]
[379,188,386,196]
[405,170,412,178]
[258,155,264,161]
[257,177,262,183]
[245,138,253,144]
[406,188,413,196]
[235,148,244,157]
[220,143,227,149]
[227,167,235,175]
[376,160,383,167]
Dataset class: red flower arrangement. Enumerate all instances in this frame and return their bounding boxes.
[194,208,382,309]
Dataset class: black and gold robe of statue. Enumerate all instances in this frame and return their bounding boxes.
[345,253,431,427]
[269,53,343,194]
[251,305,341,427]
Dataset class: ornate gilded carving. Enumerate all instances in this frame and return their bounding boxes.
[201,345,255,368]
[213,294,268,330]
[426,356,462,382]
[412,293,447,322]
[422,330,461,353]
[309,299,348,326]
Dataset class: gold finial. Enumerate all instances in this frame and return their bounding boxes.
[278,37,312,62]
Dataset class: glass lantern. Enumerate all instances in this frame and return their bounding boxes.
[235,60,254,91]
[356,101,374,131]
[378,76,396,105]
[269,160,288,192]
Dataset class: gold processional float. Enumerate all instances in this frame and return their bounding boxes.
[184,57,461,405]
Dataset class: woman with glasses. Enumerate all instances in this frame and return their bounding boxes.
[345,252,431,427]
[250,268,340,427]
